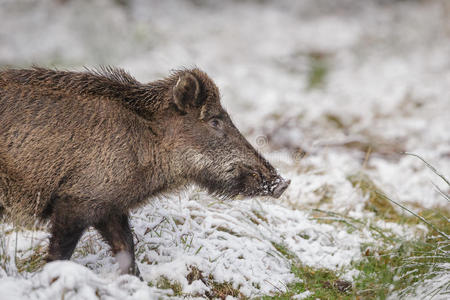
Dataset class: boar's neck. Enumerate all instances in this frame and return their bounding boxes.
[134,140,187,198]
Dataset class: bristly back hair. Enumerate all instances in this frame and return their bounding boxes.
[0,66,175,118]
[85,65,140,86]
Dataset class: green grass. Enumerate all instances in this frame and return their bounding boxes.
[348,154,449,299]
[266,242,353,299]
[353,237,449,299]
[266,164,449,299]
[263,264,352,300]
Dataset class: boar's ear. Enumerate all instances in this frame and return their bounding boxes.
[172,73,201,113]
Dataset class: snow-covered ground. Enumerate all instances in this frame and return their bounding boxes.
[0,0,449,299]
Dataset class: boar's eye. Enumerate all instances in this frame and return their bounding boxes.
[208,118,223,129]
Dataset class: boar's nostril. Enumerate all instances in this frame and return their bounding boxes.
[272,179,291,198]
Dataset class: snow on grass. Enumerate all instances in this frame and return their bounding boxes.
[0,0,449,298]
[407,269,450,300]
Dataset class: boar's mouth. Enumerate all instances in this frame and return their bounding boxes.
[239,173,291,199]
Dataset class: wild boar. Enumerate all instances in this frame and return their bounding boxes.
[0,67,290,276]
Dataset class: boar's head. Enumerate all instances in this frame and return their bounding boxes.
[156,69,290,199]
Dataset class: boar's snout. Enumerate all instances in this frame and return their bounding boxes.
[272,177,291,198]
[238,164,290,199]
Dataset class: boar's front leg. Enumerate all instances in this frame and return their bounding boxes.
[47,213,87,262]
[94,213,141,277]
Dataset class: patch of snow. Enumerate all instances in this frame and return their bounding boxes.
[0,261,163,300]
[292,290,313,299]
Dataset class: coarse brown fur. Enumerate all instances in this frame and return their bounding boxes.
[0,66,289,276]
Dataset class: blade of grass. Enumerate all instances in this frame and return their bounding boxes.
[403,152,450,186]
[431,181,450,203]
[374,191,449,240]
[311,208,398,243]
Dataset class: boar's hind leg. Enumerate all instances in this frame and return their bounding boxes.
[94,214,141,278]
